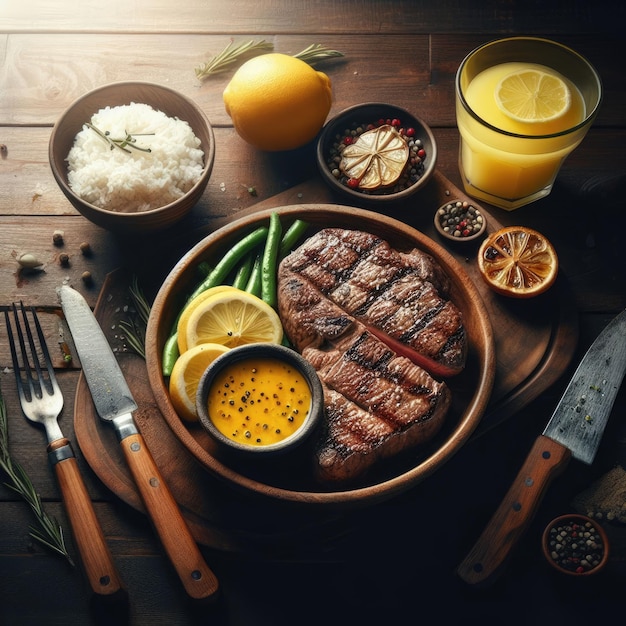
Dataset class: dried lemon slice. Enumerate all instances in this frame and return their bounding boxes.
[495,68,571,124]
[477,226,558,298]
[340,124,409,189]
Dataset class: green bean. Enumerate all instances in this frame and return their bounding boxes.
[188,226,269,301]
[162,331,180,377]
[245,251,263,297]
[279,219,309,258]
[261,212,282,308]
[231,252,254,290]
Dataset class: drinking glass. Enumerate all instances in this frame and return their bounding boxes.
[455,37,602,210]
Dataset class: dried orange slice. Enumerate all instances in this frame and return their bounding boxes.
[477,226,558,298]
[340,124,409,189]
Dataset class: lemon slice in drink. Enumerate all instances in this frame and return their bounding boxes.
[169,343,230,422]
[495,68,571,123]
[184,288,283,350]
[341,124,409,189]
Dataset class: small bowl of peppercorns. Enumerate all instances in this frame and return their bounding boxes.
[542,514,609,576]
[434,200,487,243]
[316,103,437,205]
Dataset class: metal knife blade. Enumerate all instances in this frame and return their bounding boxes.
[458,308,626,586]
[543,308,626,463]
[58,285,219,601]
[58,285,138,422]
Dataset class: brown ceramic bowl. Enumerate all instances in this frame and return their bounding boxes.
[316,103,437,205]
[49,81,215,233]
[434,200,487,244]
[145,204,495,506]
[542,514,609,576]
[196,343,325,461]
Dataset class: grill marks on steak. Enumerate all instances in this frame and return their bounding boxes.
[280,228,466,377]
[278,253,452,483]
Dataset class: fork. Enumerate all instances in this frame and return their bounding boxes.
[5,302,125,599]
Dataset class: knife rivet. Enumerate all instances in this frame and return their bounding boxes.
[512,502,522,512]
[524,477,534,487]
[130,442,140,452]
[149,477,159,488]
[542,451,551,459]
[191,570,202,581]
[100,575,111,586]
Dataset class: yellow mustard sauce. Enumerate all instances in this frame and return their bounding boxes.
[207,357,312,446]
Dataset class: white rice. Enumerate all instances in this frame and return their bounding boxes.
[67,102,205,213]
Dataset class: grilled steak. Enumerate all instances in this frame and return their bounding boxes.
[279,228,466,377]
[278,228,461,483]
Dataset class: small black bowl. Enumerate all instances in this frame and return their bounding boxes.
[316,102,437,204]
[196,343,324,461]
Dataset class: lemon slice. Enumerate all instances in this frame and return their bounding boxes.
[341,124,409,189]
[477,226,558,298]
[169,343,230,422]
[177,285,241,353]
[495,69,571,123]
[184,288,283,350]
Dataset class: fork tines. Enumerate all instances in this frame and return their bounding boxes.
[4,302,58,403]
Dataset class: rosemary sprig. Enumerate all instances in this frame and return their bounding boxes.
[118,275,151,360]
[195,40,344,80]
[293,43,344,65]
[195,39,275,79]
[0,389,74,565]
[86,122,153,154]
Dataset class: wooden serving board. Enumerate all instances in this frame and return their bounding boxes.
[73,171,578,553]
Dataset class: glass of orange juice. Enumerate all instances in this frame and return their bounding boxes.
[455,37,602,210]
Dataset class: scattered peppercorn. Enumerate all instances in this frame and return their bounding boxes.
[436,200,485,239]
[59,252,70,267]
[81,271,93,285]
[79,242,91,256]
[0,143,7,157]
[52,229,65,246]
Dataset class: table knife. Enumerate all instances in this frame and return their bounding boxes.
[457,307,626,585]
[58,285,219,601]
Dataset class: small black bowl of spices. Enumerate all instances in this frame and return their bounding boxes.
[316,103,437,204]
[434,200,486,243]
[542,514,609,576]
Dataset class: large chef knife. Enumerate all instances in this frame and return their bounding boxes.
[458,307,626,585]
[58,285,219,601]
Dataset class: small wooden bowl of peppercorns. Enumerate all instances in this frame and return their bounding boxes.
[316,103,437,204]
[434,200,487,243]
[542,514,609,576]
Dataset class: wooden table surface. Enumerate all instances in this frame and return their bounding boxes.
[2,2,626,624]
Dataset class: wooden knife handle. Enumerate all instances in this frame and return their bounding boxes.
[120,432,219,601]
[49,439,125,598]
[457,435,571,585]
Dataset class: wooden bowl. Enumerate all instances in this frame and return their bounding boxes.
[542,514,610,576]
[145,204,495,507]
[434,200,487,244]
[196,343,325,461]
[316,103,437,205]
[49,81,215,233]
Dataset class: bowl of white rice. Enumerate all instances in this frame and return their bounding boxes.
[49,82,215,232]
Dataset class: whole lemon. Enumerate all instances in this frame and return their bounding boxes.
[223,53,332,151]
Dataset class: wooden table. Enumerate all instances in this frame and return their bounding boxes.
[2,2,626,624]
